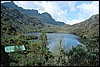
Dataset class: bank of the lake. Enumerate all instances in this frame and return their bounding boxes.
[24,32,81,52]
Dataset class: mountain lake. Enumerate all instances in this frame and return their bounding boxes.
[24,33,82,52]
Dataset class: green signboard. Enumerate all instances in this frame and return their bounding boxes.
[5,45,26,52]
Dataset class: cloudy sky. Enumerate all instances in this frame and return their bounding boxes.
[1,1,99,25]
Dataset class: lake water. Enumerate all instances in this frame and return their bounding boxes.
[24,33,81,52]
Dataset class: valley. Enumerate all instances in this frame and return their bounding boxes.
[1,1,99,66]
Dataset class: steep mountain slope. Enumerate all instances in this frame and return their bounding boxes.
[69,14,99,38]
[1,4,44,34]
[38,12,65,26]
[2,1,65,26]
[1,1,40,16]
[68,14,99,66]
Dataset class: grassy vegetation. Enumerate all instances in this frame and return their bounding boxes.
[1,4,99,66]
[1,30,99,66]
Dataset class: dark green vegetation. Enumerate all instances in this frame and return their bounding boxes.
[67,14,99,66]
[1,4,44,34]
[1,2,99,66]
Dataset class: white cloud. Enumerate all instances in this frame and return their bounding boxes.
[77,1,99,19]
[56,9,67,22]
[36,1,68,24]
[14,1,45,11]
[1,1,99,25]
[67,18,85,25]
[67,1,76,11]
[14,1,68,23]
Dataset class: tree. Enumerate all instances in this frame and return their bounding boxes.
[67,45,88,66]
[38,32,48,47]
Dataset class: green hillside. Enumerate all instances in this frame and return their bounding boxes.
[69,14,99,38]
[1,5,44,34]
[1,2,99,66]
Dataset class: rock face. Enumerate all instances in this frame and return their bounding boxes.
[1,1,65,26]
